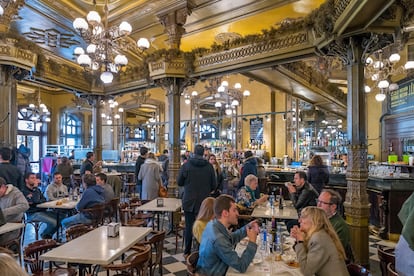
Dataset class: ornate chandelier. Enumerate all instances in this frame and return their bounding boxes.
[21,86,50,125]
[101,98,123,125]
[364,44,414,102]
[72,0,150,84]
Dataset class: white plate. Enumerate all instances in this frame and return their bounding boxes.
[252,258,263,265]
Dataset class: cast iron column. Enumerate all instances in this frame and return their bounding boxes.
[344,37,370,266]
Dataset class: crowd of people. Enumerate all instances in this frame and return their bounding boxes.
[1,143,413,275]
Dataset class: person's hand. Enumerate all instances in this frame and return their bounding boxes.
[290,225,304,241]
[259,194,269,203]
[287,183,296,193]
[246,221,259,242]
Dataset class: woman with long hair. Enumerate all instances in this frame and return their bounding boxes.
[307,154,329,194]
[192,197,215,244]
[209,154,223,197]
[290,206,349,276]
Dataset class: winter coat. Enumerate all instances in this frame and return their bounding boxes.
[177,155,216,213]
[138,158,162,200]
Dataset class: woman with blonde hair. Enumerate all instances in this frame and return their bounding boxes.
[290,206,349,276]
[0,253,28,276]
[192,197,215,244]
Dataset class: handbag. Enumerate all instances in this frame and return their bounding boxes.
[159,185,168,197]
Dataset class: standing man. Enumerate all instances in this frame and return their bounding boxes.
[285,171,319,231]
[45,172,68,201]
[134,146,148,197]
[95,173,115,202]
[0,177,29,247]
[0,147,23,190]
[158,149,169,187]
[237,151,258,198]
[197,194,259,275]
[80,152,95,176]
[177,144,216,257]
[317,189,353,262]
[22,172,57,239]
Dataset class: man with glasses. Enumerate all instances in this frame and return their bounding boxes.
[317,189,353,262]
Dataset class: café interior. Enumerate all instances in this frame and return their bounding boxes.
[1,0,414,274]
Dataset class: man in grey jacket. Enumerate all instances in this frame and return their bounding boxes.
[177,144,217,257]
[0,177,29,247]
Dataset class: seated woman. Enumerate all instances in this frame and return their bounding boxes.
[236,174,268,210]
[290,206,349,276]
[192,197,215,245]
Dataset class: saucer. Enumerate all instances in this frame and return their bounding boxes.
[252,258,263,265]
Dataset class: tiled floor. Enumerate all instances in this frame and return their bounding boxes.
[23,217,392,275]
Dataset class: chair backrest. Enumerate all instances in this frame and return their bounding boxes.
[23,239,58,274]
[81,203,105,227]
[347,263,370,276]
[105,197,120,222]
[186,251,199,276]
[377,244,395,276]
[128,244,151,276]
[65,224,93,241]
[387,262,399,276]
[147,231,166,273]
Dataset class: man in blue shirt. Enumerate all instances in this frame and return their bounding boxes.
[61,174,104,229]
[197,194,259,276]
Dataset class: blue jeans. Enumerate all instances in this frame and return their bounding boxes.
[61,213,92,229]
[27,211,57,238]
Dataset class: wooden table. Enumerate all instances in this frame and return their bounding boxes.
[135,198,182,230]
[0,222,25,235]
[251,201,298,220]
[40,226,152,276]
[37,198,79,240]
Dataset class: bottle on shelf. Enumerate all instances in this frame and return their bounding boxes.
[269,192,275,209]
[279,187,284,210]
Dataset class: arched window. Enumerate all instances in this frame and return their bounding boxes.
[200,124,217,140]
[61,114,81,147]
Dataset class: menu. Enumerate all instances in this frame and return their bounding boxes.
[250,117,263,142]
[390,79,414,112]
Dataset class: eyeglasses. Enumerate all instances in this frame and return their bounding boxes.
[316,199,333,205]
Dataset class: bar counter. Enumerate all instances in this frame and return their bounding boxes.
[264,169,414,241]
[73,163,135,173]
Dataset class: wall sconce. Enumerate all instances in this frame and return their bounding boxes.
[282,113,287,121]
[265,115,270,122]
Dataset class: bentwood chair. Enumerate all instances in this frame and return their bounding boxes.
[119,202,146,227]
[104,197,120,223]
[65,224,94,241]
[103,244,151,276]
[133,230,166,276]
[387,262,399,276]
[23,239,76,276]
[186,251,199,276]
[80,203,105,227]
[377,244,395,276]
[3,219,25,265]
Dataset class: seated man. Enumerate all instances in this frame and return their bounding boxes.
[45,172,68,201]
[22,172,58,239]
[61,174,104,229]
[317,189,353,262]
[0,177,29,247]
[95,173,115,202]
[236,174,268,209]
[197,194,259,276]
[286,171,319,231]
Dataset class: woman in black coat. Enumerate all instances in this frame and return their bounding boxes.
[307,155,329,194]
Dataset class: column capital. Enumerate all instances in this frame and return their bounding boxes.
[156,0,195,49]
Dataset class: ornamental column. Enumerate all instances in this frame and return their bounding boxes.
[343,37,370,266]
[0,66,18,146]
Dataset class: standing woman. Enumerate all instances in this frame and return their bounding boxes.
[290,206,349,276]
[209,154,223,197]
[307,155,329,194]
[138,152,162,200]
